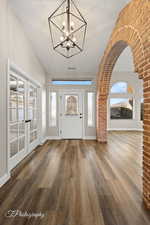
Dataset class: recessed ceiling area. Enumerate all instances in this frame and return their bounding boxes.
[10,0,131,80]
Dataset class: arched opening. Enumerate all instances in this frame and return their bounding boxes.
[108,47,143,129]
[96,2,150,206]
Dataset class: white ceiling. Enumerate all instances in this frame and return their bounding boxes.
[10,0,131,79]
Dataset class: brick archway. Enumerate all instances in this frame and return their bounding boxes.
[97,0,150,208]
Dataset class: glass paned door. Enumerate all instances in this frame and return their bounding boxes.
[9,74,39,170]
[28,83,39,152]
[9,74,26,169]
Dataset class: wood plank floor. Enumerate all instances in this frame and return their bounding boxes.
[0,131,150,225]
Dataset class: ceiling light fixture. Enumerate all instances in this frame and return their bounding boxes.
[48,0,87,58]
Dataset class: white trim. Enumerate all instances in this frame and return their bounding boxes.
[83,136,96,140]
[0,173,10,188]
[9,60,41,88]
[7,60,10,177]
[47,136,61,140]
[107,128,143,131]
[40,136,48,145]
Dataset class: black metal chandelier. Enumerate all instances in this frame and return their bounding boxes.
[48,0,87,58]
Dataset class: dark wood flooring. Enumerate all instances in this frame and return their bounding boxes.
[0,131,150,225]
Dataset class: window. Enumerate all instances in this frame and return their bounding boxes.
[111,82,133,94]
[52,80,92,85]
[141,98,144,121]
[88,92,95,127]
[65,95,79,115]
[49,92,57,126]
[110,98,133,119]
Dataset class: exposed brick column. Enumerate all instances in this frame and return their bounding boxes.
[143,93,150,207]
[143,39,150,208]
[97,94,107,143]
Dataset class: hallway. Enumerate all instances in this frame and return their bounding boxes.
[0,132,149,225]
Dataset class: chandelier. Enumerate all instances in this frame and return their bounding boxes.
[48,0,87,58]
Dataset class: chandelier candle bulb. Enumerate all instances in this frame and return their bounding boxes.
[60,36,64,42]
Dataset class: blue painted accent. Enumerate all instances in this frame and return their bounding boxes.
[52,80,92,85]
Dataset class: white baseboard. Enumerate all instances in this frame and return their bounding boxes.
[0,173,10,188]
[83,136,96,140]
[107,128,143,131]
[47,136,61,140]
[40,137,48,145]
[47,136,97,140]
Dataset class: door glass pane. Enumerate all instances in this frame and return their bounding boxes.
[29,86,37,98]
[28,108,33,120]
[30,120,37,131]
[33,109,37,120]
[10,91,17,108]
[10,75,17,91]
[19,137,25,151]
[30,131,37,143]
[29,98,36,109]
[18,94,24,108]
[18,108,24,121]
[10,124,18,141]
[10,108,17,122]
[18,79,25,93]
[65,95,79,115]
[10,140,18,157]
[19,123,25,136]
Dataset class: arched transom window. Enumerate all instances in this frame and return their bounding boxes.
[111,82,133,94]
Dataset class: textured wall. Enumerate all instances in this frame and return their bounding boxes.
[97,0,150,208]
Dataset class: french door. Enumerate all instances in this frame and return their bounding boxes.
[8,73,39,170]
[28,83,39,152]
[59,91,83,139]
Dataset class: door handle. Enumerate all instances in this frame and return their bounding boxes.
[25,120,31,123]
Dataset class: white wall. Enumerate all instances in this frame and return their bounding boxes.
[0,0,46,179]
[108,71,143,130]
[113,47,135,72]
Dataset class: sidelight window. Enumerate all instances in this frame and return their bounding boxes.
[49,92,57,127]
[88,92,95,127]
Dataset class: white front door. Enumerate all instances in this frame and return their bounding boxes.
[60,92,83,139]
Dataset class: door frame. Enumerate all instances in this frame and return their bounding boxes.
[58,89,85,139]
[7,59,42,172]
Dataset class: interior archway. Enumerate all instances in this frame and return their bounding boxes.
[97,0,150,208]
